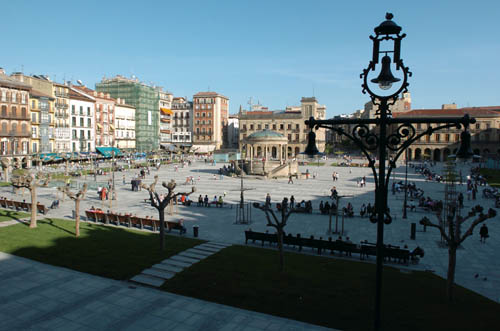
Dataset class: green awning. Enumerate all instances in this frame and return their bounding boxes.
[95,147,123,158]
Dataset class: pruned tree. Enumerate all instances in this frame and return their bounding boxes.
[59,183,88,237]
[253,200,295,272]
[141,175,196,250]
[11,173,51,228]
[420,205,496,302]
[1,158,11,182]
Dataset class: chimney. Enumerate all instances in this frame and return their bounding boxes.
[93,91,97,97]
[107,93,110,99]
[0,68,5,75]
[442,103,457,110]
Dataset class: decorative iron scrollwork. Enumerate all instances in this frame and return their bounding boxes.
[387,123,416,151]
[353,124,379,151]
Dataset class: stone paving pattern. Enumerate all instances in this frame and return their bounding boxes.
[0,252,333,330]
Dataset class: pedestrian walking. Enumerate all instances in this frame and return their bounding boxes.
[480,224,489,243]
[265,193,271,207]
[288,175,294,184]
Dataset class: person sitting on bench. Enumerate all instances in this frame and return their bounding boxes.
[50,199,60,209]
[178,219,187,234]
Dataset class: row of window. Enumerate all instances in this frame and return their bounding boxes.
[195,111,212,117]
[0,122,28,134]
[72,117,93,128]
[195,120,212,125]
[0,90,27,104]
[1,105,28,118]
[71,105,93,116]
[242,123,301,131]
[195,128,212,134]
[416,122,493,130]
[194,104,212,110]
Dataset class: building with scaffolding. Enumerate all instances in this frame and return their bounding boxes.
[96,75,160,151]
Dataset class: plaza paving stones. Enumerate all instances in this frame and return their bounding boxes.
[0,252,333,330]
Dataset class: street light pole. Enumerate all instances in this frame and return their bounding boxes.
[304,13,475,331]
[403,148,408,219]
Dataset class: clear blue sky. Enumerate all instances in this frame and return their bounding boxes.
[2,0,499,116]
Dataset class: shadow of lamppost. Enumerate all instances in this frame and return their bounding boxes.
[304,13,475,331]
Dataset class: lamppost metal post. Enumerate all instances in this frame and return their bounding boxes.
[304,13,476,331]
[403,148,408,219]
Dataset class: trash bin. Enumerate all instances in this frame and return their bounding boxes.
[72,210,76,219]
[410,223,416,240]
[193,225,199,238]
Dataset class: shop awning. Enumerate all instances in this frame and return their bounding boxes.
[37,153,62,162]
[109,124,115,130]
[190,145,216,154]
[160,108,173,115]
[96,123,103,129]
[95,147,123,158]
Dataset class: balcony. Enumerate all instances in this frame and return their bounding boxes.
[55,102,69,109]
[55,91,69,98]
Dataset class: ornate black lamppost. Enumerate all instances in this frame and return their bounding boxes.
[305,13,475,331]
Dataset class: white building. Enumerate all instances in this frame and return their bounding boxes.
[114,98,136,150]
[158,89,173,146]
[69,87,95,152]
[171,97,193,147]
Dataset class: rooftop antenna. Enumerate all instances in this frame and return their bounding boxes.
[248,97,253,111]
[21,65,24,74]
[312,84,315,97]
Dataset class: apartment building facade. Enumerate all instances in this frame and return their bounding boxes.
[53,83,71,152]
[69,87,95,153]
[192,91,229,152]
[159,90,173,146]
[0,69,31,157]
[114,98,136,150]
[74,86,115,148]
[171,97,192,147]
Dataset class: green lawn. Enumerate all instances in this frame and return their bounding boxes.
[0,218,204,279]
[163,245,500,331]
[0,182,11,187]
[479,168,500,187]
[0,208,30,222]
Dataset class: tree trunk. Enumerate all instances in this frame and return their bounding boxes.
[75,199,80,237]
[65,160,69,176]
[159,207,165,251]
[30,187,37,228]
[4,166,9,183]
[447,244,457,302]
[277,227,285,272]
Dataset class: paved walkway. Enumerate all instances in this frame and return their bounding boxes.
[0,252,334,331]
[131,242,232,287]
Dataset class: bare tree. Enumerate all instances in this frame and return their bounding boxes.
[420,205,496,302]
[11,173,51,228]
[1,158,11,182]
[59,183,88,237]
[253,200,295,272]
[141,175,196,250]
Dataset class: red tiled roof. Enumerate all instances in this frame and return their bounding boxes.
[73,86,115,101]
[69,88,94,102]
[393,107,500,118]
[245,111,274,115]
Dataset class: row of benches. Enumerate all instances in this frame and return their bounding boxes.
[84,210,186,234]
[244,231,417,265]
[0,199,49,214]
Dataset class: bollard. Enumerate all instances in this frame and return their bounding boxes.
[193,225,199,238]
[410,223,416,240]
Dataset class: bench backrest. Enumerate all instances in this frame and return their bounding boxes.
[85,210,97,221]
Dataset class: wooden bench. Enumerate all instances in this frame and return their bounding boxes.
[95,212,106,223]
[166,221,186,234]
[0,199,6,208]
[130,216,144,229]
[6,200,15,209]
[36,204,48,215]
[117,214,131,227]
[106,213,119,225]
[85,210,97,222]
[13,201,22,211]
[20,202,31,211]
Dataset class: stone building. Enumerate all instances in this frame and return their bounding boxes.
[393,104,500,161]
[192,91,229,152]
[0,69,31,160]
[238,97,326,157]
